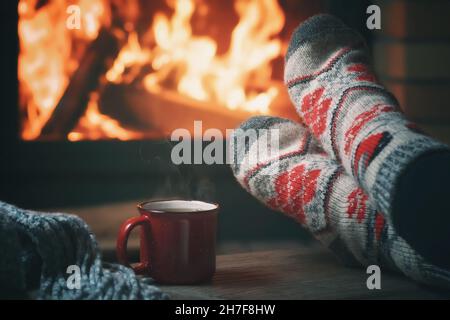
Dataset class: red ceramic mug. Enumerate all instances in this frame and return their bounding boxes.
[116,199,218,284]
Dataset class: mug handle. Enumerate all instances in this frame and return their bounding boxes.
[116,215,151,274]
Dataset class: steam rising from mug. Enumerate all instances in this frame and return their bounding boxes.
[138,140,216,202]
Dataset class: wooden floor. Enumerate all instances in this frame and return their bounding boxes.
[160,248,450,300]
[56,201,450,300]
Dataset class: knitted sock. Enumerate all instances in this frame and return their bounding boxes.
[284,14,450,267]
[231,116,450,288]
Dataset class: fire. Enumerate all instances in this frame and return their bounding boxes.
[142,0,285,113]
[18,0,286,141]
[68,93,143,141]
[18,0,109,140]
[18,0,73,140]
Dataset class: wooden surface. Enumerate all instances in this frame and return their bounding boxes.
[57,202,450,299]
[160,248,450,300]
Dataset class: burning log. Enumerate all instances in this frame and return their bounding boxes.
[98,81,296,136]
[39,28,121,139]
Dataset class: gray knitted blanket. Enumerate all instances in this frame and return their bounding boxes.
[0,201,169,300]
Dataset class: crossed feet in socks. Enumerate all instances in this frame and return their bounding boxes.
[231,14,450,288]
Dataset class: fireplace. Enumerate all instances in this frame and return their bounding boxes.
[1,0,382,242]
[17,0,309,141]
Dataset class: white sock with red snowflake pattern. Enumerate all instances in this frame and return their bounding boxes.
[284,14,450,267]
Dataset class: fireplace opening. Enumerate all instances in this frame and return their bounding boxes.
[17,0,313,141]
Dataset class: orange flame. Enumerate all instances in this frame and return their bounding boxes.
[142,0,285,113]
[19,0,71,140]
[18,0,110,140]
[68,93,143,141]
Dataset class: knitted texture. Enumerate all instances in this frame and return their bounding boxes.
[0,201,169,300]
[284,14,450,222]
[231,116,450,288]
